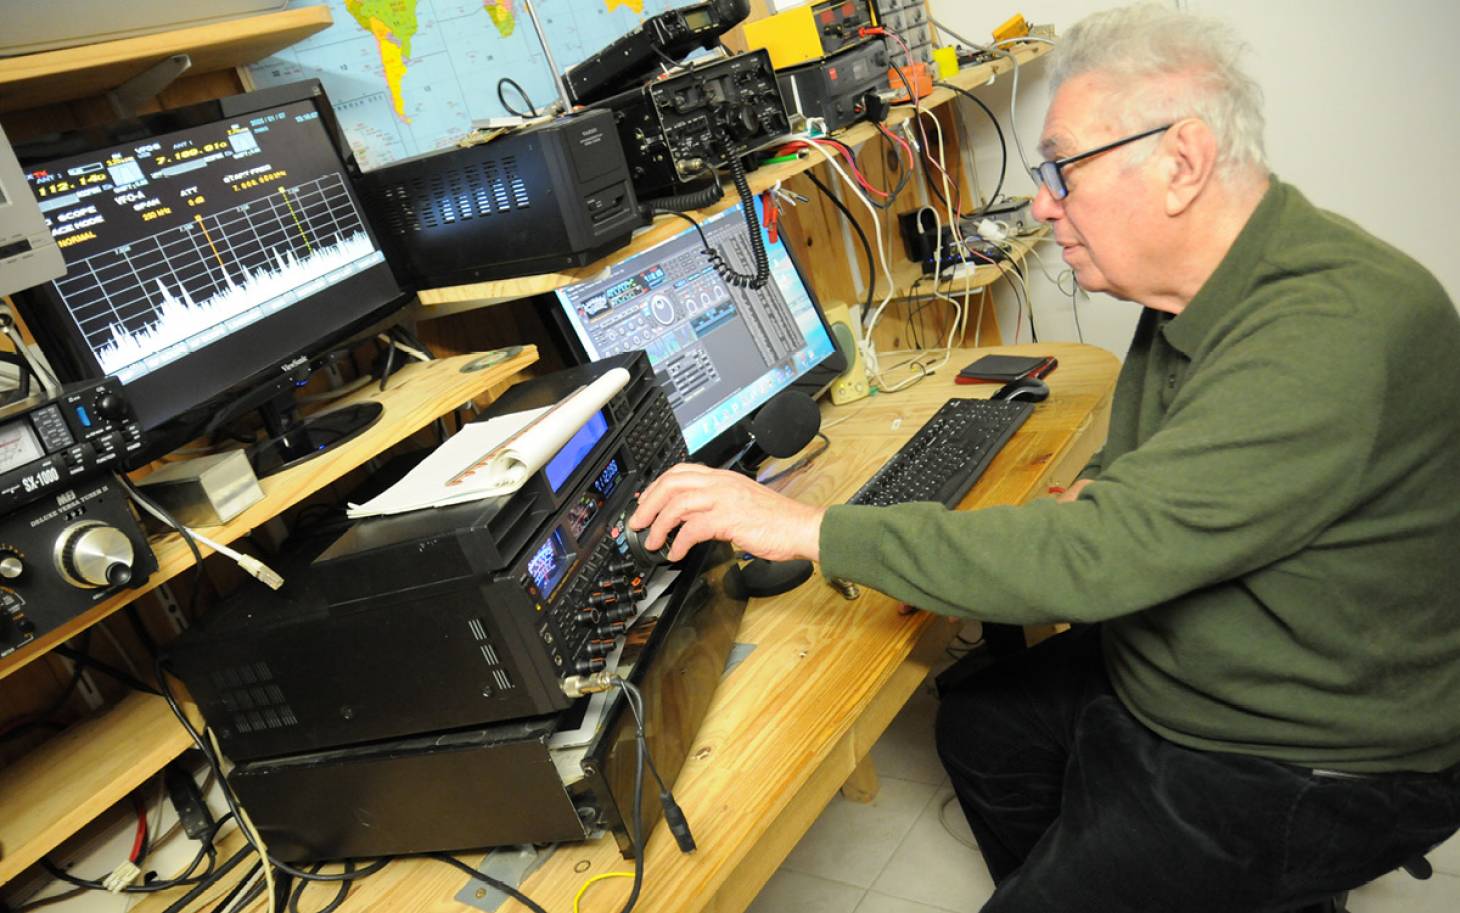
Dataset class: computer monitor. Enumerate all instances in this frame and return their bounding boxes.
[552,197,845,468]
[10,81,410,470]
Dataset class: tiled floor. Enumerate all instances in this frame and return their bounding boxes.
[746,669,1460,913]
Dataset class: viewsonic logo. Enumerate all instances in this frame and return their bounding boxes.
[280,356,309,372]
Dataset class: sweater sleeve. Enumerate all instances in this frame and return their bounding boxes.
[818,312,1382,624]
[1075,447,1104,482]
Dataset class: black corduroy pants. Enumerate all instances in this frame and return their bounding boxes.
[934,625,1460,913]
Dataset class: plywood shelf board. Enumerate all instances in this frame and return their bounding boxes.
[0,693,200,886]
[0,6,333,114]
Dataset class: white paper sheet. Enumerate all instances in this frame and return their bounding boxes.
[346,367,630,518]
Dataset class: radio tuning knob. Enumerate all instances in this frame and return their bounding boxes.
[54,522,135,589]
[0,550,24,581]
[94,393,127,421]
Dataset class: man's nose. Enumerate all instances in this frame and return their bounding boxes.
[1030,183,1061,222]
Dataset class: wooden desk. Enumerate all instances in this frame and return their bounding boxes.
[134,342,1119,913]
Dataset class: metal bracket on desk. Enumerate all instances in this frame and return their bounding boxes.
[106,53,192,119]
[452,845,549,911]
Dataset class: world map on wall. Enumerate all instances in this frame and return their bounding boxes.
[247,1,682,171]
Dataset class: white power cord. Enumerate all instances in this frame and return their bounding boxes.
[796,137,897,387]
[119,476,285,590]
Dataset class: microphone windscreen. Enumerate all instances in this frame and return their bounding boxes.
[750,390,821,458]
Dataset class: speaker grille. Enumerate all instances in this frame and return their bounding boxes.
[372,153,532,235]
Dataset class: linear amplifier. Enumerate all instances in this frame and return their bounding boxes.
[358,110,647,287]
[226,538,745,861]
[167,353,694,762]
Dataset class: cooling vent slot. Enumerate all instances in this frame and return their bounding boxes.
[373,153,531,234]
[211,661,299,734]
[467,617,514,691]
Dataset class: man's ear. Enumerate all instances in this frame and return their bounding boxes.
[1163,118,1217,215]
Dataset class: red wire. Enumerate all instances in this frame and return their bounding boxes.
[777,139,888,198]
[877,123,914,171]
[129,793,148,864]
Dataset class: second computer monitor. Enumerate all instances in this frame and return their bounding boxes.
[553,197,844,467]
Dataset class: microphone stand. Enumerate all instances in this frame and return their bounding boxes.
[727,391,824,599]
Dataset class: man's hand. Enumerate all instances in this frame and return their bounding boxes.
[629,464,826,563]
[1057,479,1094,503]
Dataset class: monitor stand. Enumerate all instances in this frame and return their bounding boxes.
[250,392,383,478]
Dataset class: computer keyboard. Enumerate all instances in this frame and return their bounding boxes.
[847,397,1034,508]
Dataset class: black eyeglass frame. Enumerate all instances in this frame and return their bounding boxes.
[1030,124,1174,200]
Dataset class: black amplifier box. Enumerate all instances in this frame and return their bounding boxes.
[592,49,791,200]
[166,353,695,762]
[358,110,647,287]
[777,38,891,133]
[226,538,745,862]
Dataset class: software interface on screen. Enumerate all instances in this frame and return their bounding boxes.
[555,200,837,456]
[23,99,393,390]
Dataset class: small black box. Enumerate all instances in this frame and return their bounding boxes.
[776,39,891,133]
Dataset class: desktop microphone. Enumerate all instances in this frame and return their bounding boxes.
[737,390,822,599]
[748,390,821,458]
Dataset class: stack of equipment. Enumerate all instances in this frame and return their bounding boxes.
[166,353,748,860]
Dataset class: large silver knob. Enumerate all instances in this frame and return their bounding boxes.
[54,522,134,589]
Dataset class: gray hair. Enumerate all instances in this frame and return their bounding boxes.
[1049,3,1267,183]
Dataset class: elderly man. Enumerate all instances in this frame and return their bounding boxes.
[630,4,1460,911]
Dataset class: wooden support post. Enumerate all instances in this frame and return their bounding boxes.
[841,753,881,804]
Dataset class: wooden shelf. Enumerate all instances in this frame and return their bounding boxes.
[413,41,1052,314]
[0,6,333,114]
[0,346,539,684]
[0,693,200,886]
[889,225,1051,301]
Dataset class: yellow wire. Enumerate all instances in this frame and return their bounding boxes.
[573,871,635,913]
[207,727,277,913]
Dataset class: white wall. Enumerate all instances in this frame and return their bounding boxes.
[928,0,1460,359]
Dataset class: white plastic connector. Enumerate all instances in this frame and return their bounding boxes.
[976,218,1008,242]
[103,861,141,893]
[237,555,285,590]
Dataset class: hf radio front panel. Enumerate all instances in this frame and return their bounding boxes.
[593,49,791,199]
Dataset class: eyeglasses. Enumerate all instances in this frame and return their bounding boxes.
[1030,124,1173,200]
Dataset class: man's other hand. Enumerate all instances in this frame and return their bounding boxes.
[629,464,827,563]
[1057,479,1094,503]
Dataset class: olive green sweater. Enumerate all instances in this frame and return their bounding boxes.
[820,180,1460,773]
